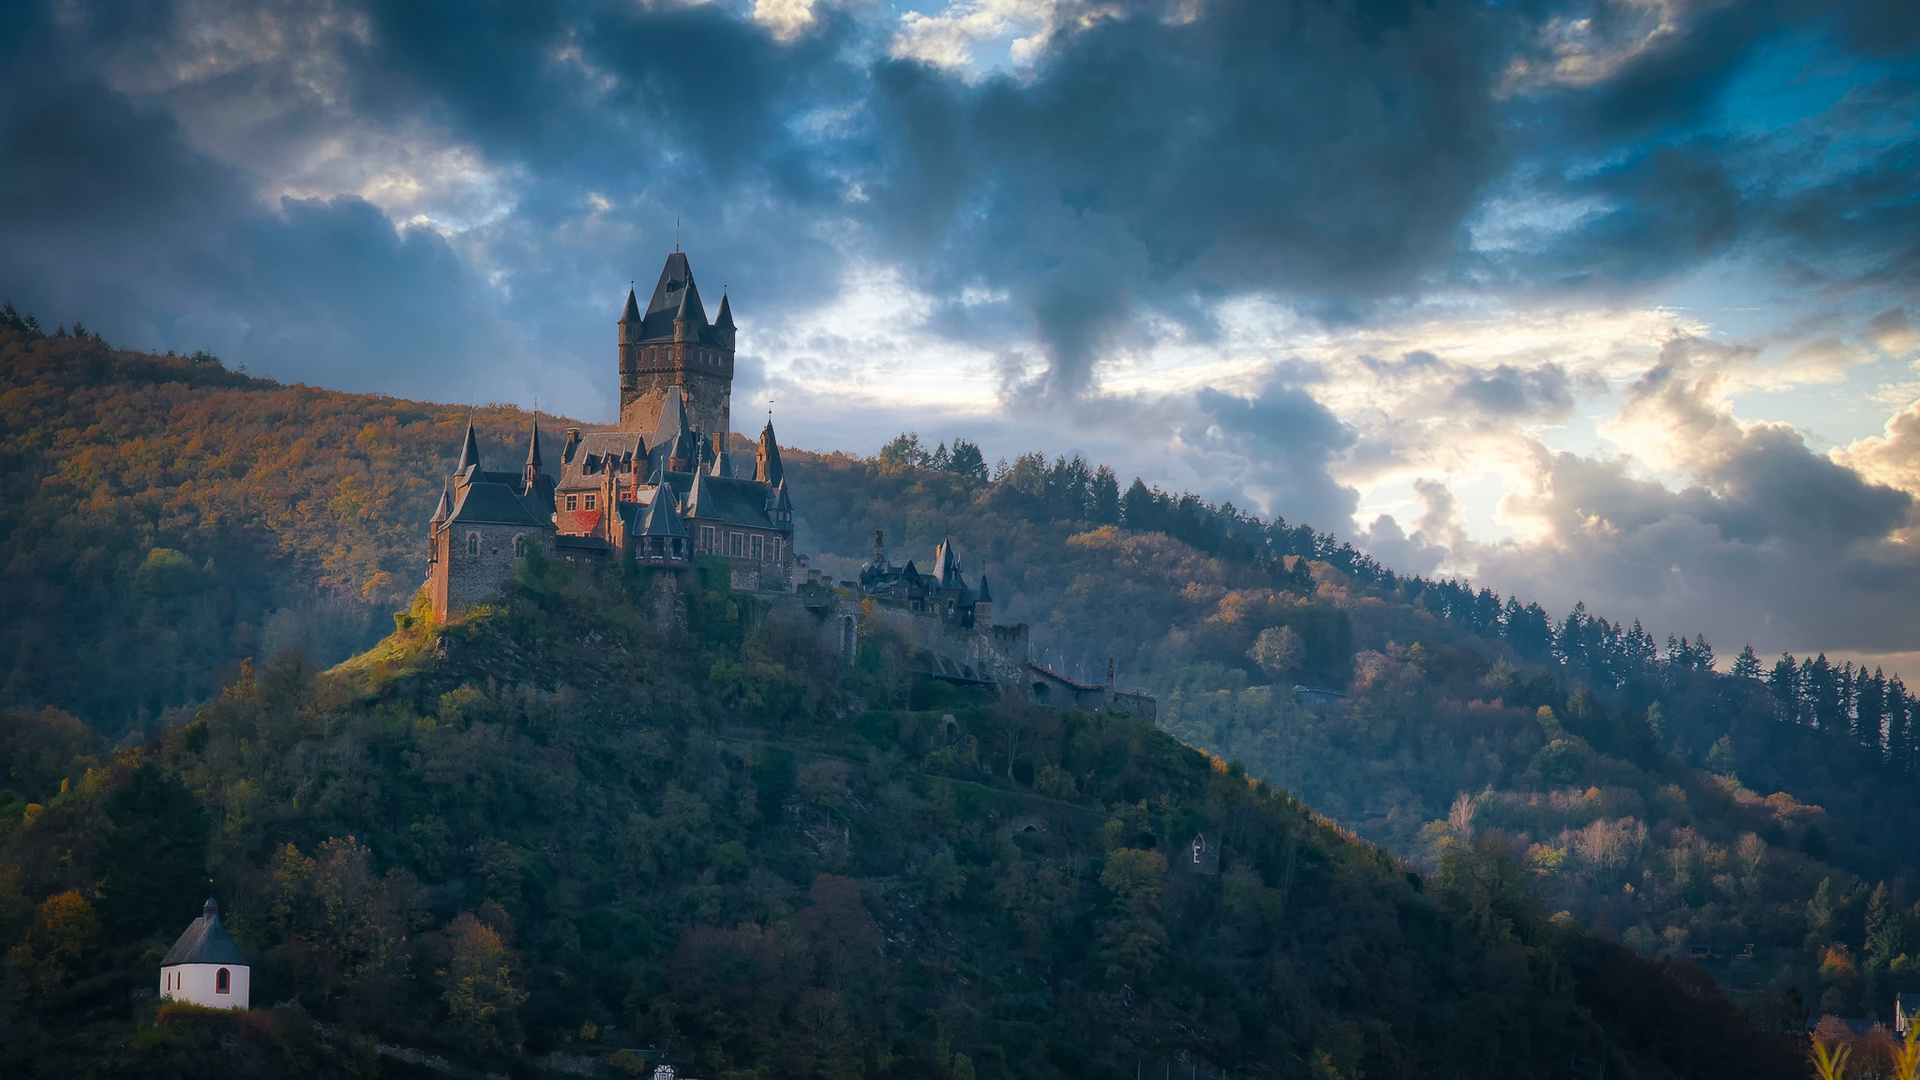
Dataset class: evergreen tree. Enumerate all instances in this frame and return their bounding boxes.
[947,439,988,481]
[1731,644,1762,680]
[1857,668,1888,754]
[1120,478,1158,531]
[93,761,210,938]
[1091,465,1120,524]
[1692,633,1715,671]
[1890,679,1914,774]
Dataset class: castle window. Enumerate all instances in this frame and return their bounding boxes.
[566,495,577,511]
[585,494,596,511]
[729,532,743,557]
[750,535,763,559]
[514,535,526,558]
[216,968,230,994]
[701,526,715,552]
[467,533,479,557]
[672,538,683,557]
[770,538,781,562]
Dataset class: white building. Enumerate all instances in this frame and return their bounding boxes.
[159,898,250,1009]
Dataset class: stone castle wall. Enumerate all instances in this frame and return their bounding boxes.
[435,522,551,620]
[618,349,733,436]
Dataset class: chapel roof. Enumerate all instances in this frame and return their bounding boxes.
[162,899,249,967]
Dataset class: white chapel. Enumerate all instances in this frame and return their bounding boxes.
[159,898,250,1009]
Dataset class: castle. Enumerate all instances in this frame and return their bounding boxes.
[427,251,796,618]
[423,250,1153,720]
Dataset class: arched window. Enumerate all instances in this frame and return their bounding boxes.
[513,534,526,558]
[466,532,479,557]
[216,968,231,994]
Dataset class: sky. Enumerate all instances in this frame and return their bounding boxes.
[2,0,1918,672]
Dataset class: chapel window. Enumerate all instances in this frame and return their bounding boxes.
[514,535,526,558]
[467,533,479,557]
[216,968,230,994]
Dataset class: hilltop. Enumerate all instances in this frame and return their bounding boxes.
[0,565,1796,1078]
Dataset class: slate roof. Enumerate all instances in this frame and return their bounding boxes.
[455,416,482,473]
[629,253,723,346]
[162,900,249,967]
[632,486,690,539]
[449,478,552,527]
[661,470,777,530]
[558,431,646,491]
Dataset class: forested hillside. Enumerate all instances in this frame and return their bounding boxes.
[0,561,1797,1078]
[2,315,1915,1067]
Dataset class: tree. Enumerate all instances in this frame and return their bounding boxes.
[1091,465,1120,524]
[93,761,209,938]
[947,439,987,480]
[1098,848,1168,985]
[1248,626,1304,680]
[1707,735,1738,781]
[9,890,99,996]
[1120,478,1158,531]
[440,912,527,1052]
[878,432,928,468]
[1732,645,1762,680]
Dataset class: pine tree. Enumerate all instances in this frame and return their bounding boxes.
[1731,644,1762,680]
[1091,465,1121,524]
[1691,633,1714,671]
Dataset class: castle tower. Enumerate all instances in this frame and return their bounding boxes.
[618,253,733,439]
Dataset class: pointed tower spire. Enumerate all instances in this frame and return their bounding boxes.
[430,483,451,527]
[755,417,785,487]
[455,412,482,475]
[524,419,545,486]
[620,286,642,325]
[715,291,734,329]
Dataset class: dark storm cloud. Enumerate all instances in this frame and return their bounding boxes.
[7,0,1915,401]
[862,0,1517,393]
[1192,383,1359,531]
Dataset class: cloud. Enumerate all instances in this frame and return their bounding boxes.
[3,0,1920,671]
[1459,348,1920,656]
[1189,382,1360,531]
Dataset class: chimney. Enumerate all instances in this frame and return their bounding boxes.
[563,427,581,463]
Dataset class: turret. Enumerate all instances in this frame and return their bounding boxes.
[872,530,887,569]
[673,277,698,343]
[715,291,736,349]
[769,480,794,531]
[524,421,545,488]
[975,575,993,629]
[756,418,785,487]
[455,414,482,478]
